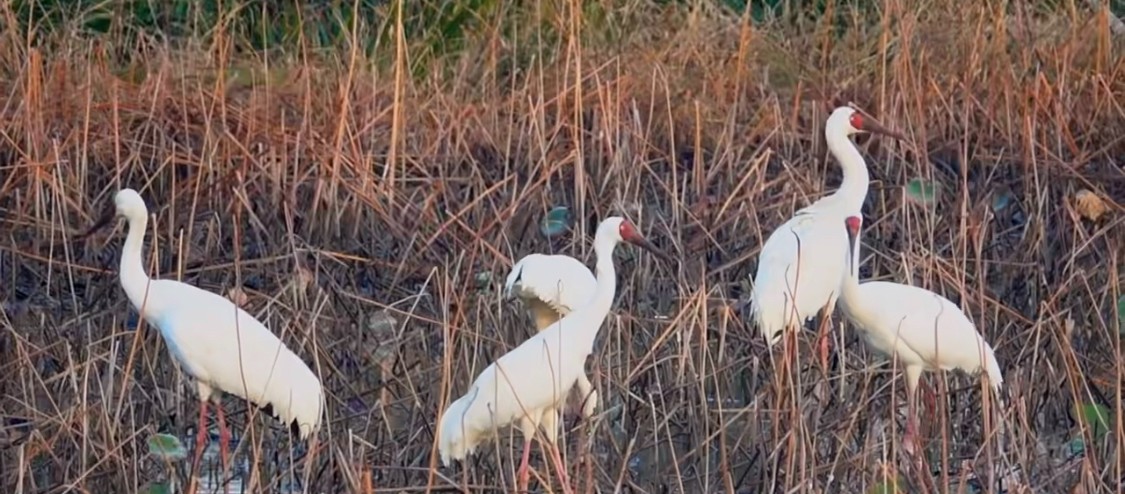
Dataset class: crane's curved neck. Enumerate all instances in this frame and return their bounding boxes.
[826,126,870,213]
[120,213,154,312]
[573,235,619,351]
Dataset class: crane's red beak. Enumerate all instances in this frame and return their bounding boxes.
[625,234,675,264]
[845,216,861,273]
[861,116,906,140]
[75,206,116,241]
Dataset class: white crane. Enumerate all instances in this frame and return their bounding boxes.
[748,106,904,369]
[100,188,324,469]
[439,217,671,493]
[839,215,1004,455]
[504,253,598,419]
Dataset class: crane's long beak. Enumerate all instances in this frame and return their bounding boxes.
[628,236,675,264]
[845,226,859,276]
[863,118,906,140]
[74,207,116,241]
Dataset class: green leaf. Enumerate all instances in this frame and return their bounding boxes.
[147,433,187,461]
[869,477,904,494]
[1117,295,1125,334]
[540,206,572,238]
[474,271,493,289]
[141,481,173,494]
[1076,402,1111,442]
[991,190,1014,212]
[1067,436,1086,456]
[905,178,938,206]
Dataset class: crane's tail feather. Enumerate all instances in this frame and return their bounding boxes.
[982,343,1004,397]
[748,286,789,345]
[437,390,479,467]
[259,402,303,438]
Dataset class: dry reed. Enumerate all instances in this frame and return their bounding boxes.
[0,1,1123,493]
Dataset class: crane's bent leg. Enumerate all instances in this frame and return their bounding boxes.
[192,401,210,473]
[574,373,598,419]
[516,438,532,492]
[214,401,231,472]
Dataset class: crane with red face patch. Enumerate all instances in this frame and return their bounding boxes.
[840,215,1004,456]
[439,217,672,494]
[748,106,905,371]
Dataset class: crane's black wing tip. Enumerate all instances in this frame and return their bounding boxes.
[257,403,303,438]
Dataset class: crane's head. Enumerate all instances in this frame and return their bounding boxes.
[599,217,674,263]
[114,188,148,220]
[75,188,148,241]
[844,216,862,273]
[828,106,906,140]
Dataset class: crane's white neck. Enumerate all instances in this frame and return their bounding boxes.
[825,125,870,213]
[571,234,620,351]
[838,232,873,325]
[119,212,154,312]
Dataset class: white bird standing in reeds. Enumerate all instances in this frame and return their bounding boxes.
[839,215,1004,455]
[749,106,905,370]
[504,253,598,418]
[439,217,672,493]
[92,188,324,470]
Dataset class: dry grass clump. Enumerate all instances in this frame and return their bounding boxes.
[0,0,1123,493]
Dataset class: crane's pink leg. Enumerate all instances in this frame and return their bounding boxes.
[902,396,919,457]
[516,438,532,492]
[547,443,572,494]
[191,401,210,473]
[784,327,798,386]
[815,297,837,372]
[214,402,231,472]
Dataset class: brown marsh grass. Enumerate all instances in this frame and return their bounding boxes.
[1,1,1123,493]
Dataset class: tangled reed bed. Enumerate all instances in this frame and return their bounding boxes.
[0,1,1123,492]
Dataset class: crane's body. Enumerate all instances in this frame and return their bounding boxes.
[440,217,669,493]
[840,281,1003,381]
[749,106,904,368]
[108,188,323,470]
[437,316,587,460]
[750,205,851,333]
[504,253,599,418]
[840,216,1003,455]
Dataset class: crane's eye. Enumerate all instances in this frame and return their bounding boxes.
[848,112,864,130]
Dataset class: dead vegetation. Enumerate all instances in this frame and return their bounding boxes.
[0,0,1123,493]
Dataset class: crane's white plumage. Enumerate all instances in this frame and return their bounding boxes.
[505,254,597,322]
[110,189,323,465]
[839,281,1004,387]
[504,253,599,418]
[749,107,903,365]
[839,216,1003,454]
[440,217,668,492]
[750,208,851,340]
